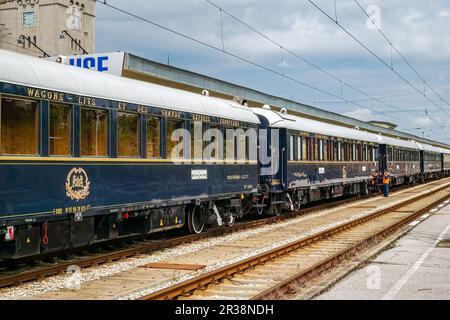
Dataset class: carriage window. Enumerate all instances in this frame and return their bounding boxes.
[118,112,140,157]
[147,116,160,158]
[80,108,108,157]
[302,137,308,161]
[305,137,311,160]
[0,97,38,155]
[191,121,204,161]
[297,136,302,160]
[237,129,246,161]
[335,141,342,161]
[49,103,72,156]
[289,135,295,161]
[342,142,347,161]
[327,140,332,161]
[166,119,184,159]
[314,139,319,161]
[322,140,327,161]
[224,126,236,162]
[356,144,361,161]
[319,139,324,161]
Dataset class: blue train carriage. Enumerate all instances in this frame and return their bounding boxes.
[440,147,450,176]
[0,50,260,259]
[252,106,379,214]
[377,136,421,185]
[416,142,443,180]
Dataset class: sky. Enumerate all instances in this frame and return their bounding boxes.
[96,0,450,144]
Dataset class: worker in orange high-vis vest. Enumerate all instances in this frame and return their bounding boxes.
[382,171,390,197]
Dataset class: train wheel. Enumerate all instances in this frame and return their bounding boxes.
[187,206,204,234]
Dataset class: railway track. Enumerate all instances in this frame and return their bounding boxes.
[0,187,387,290]
[137,178,450,300]
[5,178,447,300]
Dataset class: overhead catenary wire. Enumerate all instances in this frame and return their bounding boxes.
[307,0,450,117]
[353,0,450,109]
[206,2,450,141]
[96,0,409,124]
[97,1,450,141]
[310,80,450,105]
[204,0,418,122]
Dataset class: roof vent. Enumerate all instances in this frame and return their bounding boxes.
[280,108,288,115]
[201,90,209,96]
[262,104,271,110]
[354,126,360,130]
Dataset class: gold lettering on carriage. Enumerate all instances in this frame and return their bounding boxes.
[65,167,91,201]
[77,96,97,106]
[193,114,211,122]
[27,88,64,102]
[219,119,240,127]
[161,109,181,118]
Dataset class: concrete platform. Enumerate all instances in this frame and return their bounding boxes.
[316,202,450,300]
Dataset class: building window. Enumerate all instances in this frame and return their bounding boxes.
[117,112,140,157]
[49,103,72,156]
[147,116,160,158]
[22,11,37,28]
[80,108,108,157]
[0,97,38,155]
[166,119,184,159]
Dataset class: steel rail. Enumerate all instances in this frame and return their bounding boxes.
[138,181,450,300]
[0,189,382,288]
[251,188,450,299]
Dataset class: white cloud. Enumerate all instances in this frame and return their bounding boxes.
[343,108,375,121]
[439,10,450,17]
[412,116,432,127]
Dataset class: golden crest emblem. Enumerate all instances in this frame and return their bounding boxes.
[65,167,90,201]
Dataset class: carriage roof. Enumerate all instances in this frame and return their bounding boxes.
[0,49,260,125]
[252,107,380,143]
[252,107,446,151]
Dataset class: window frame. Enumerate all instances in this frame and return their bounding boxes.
[165,117,185,160]
[0,95,40,156]
[79,106,109,158]
[48,102,73,157]
[146,114,161,159]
